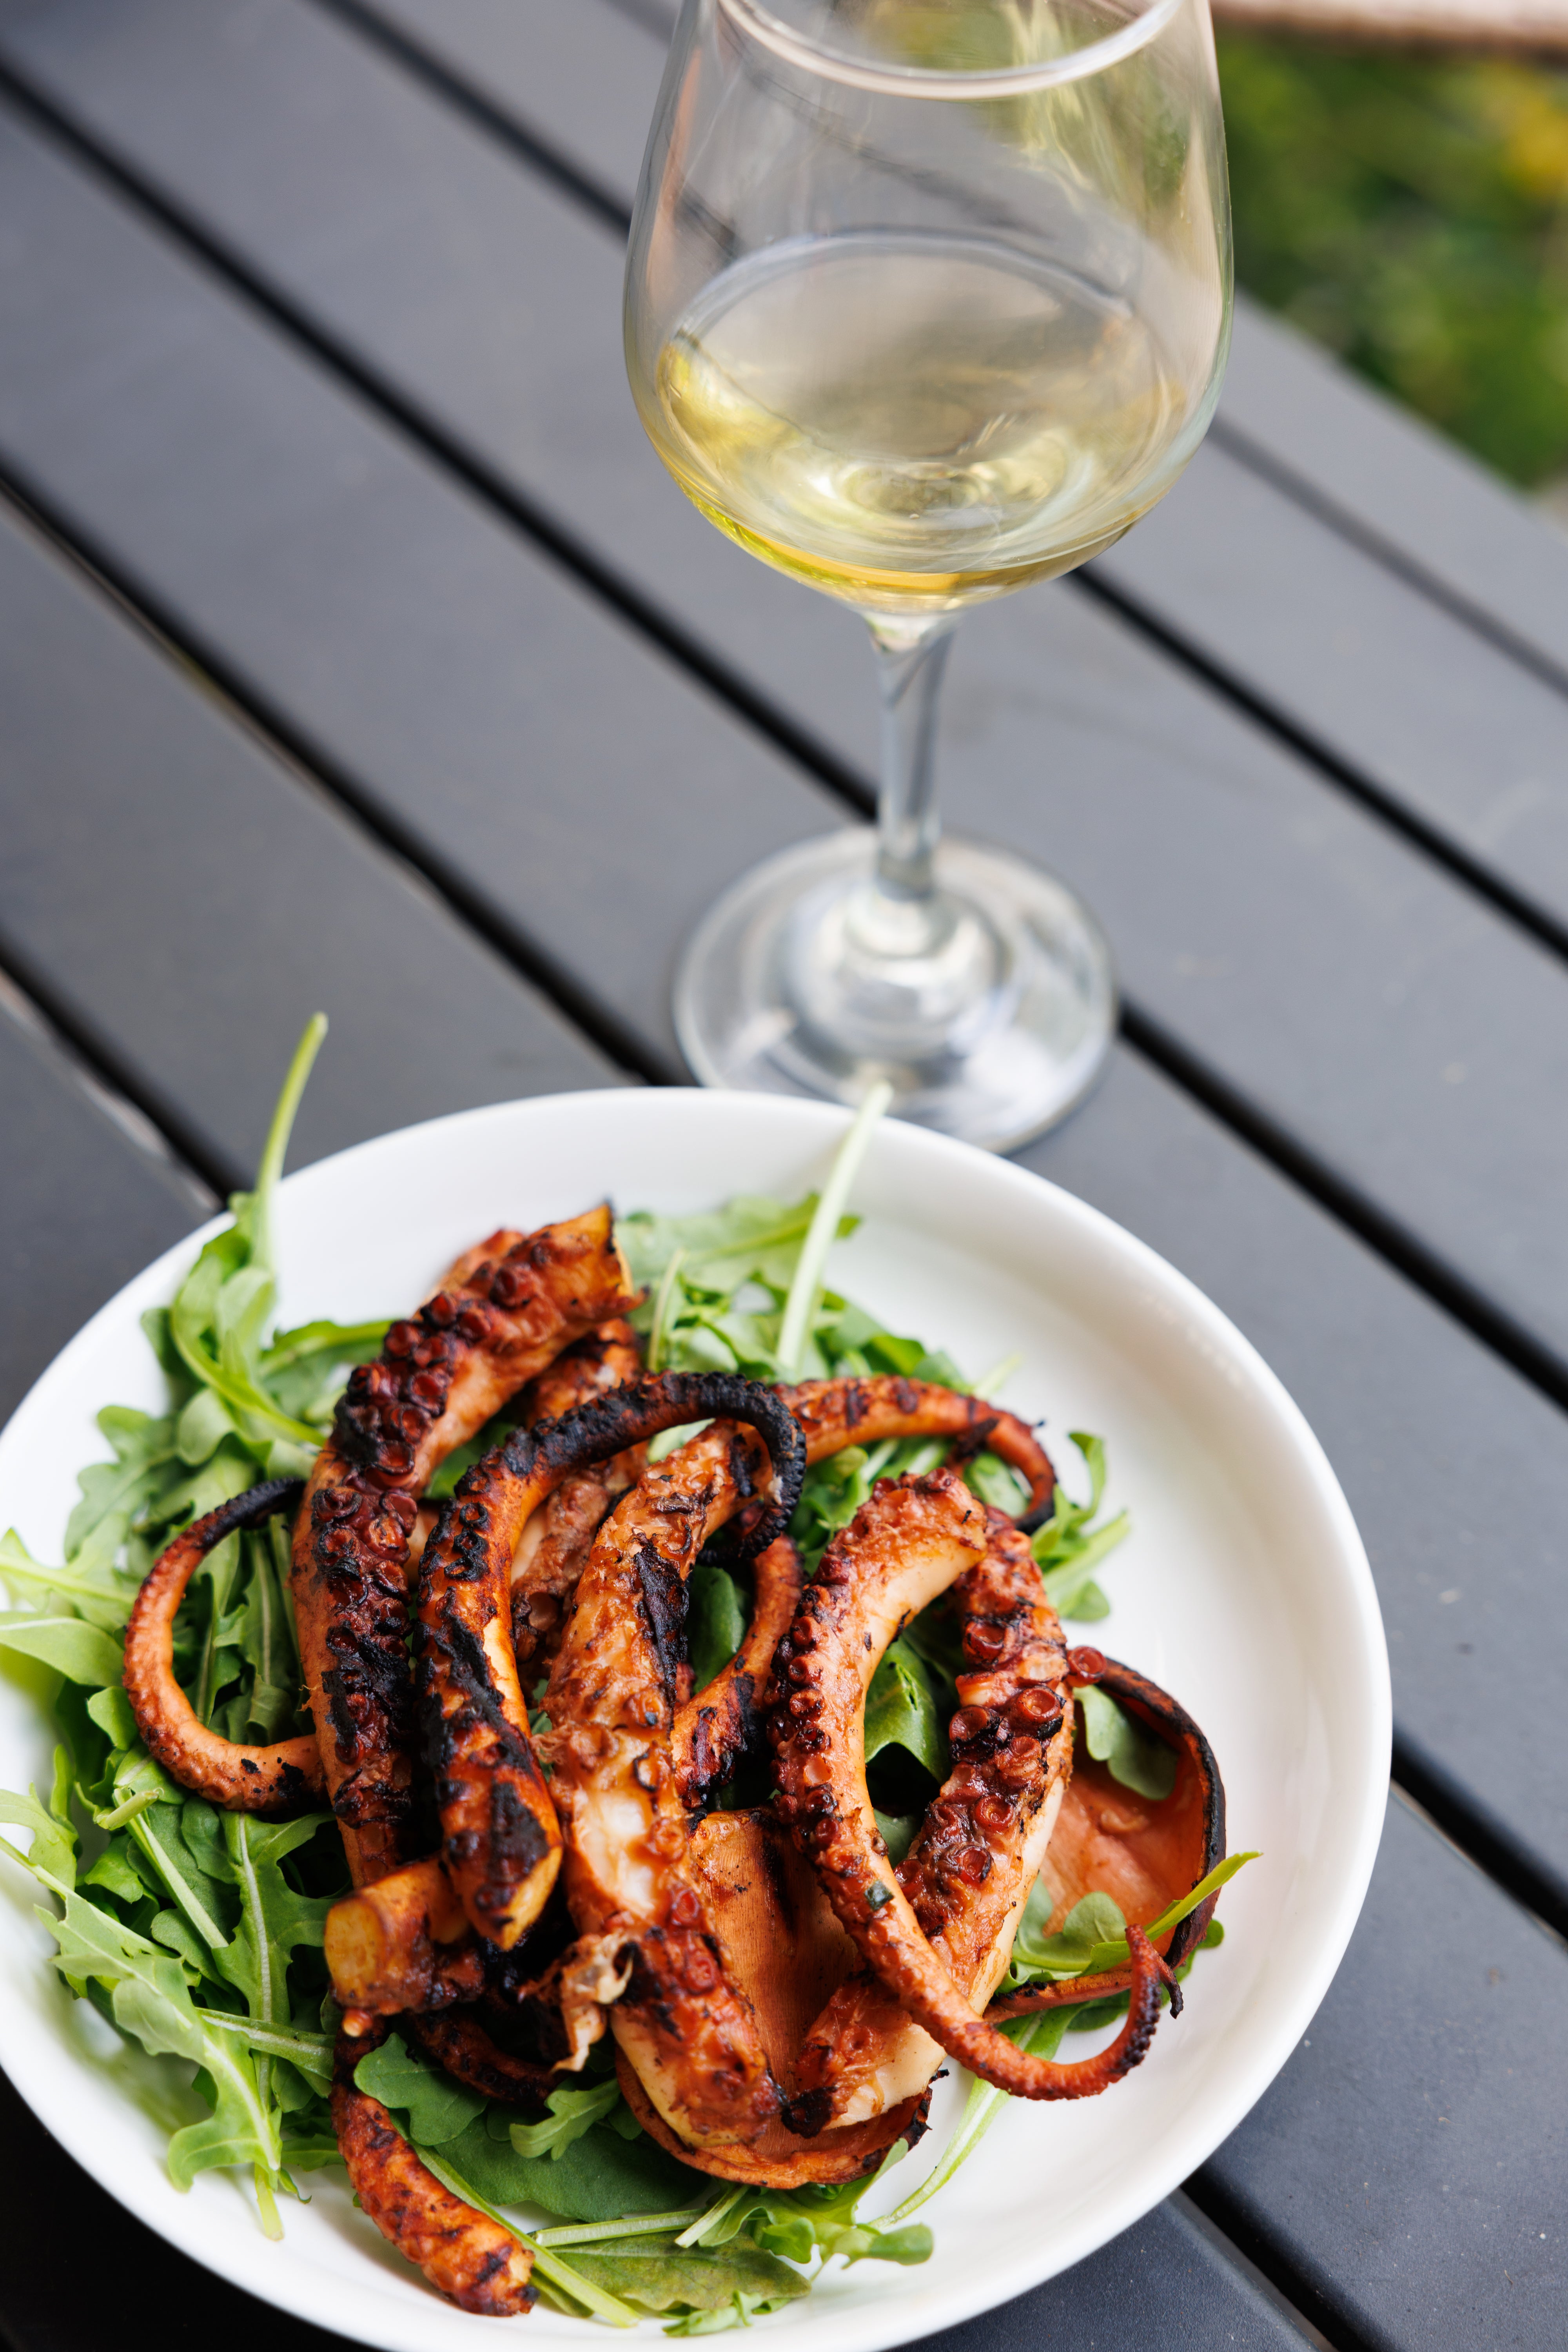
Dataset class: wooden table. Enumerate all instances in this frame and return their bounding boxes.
[0,3,1563,2346]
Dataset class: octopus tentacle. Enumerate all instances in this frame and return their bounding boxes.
[669,1534,804,1811]
[771,1469,1173,2103]
[420,1375,803,1950]
[511,1318,647,1680]
[330,2021,535,2314]
[292,1207,634,1886]
[542,1387,806,2152]
[786,1507,1074,2131]
[782,1376,1054,1525]
[405,2011,555,2109]
[986,1653,1228,2022]
[123,1477,321,1811]
[322,1855,483,2016]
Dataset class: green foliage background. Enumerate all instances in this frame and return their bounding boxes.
[1219,34,1568,488]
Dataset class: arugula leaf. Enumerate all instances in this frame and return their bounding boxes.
[0,1773,78,1890]
[509,2078,622,2160]
[864,1640,943,1783]
[1077,1686,1177,1801]
[443,2105,706,2221]
[1031,1432,1131,1624]
[1012,1888,1129,1980]
[686,1561,748,1697]
[572,2237,809,2325]
[353,2032,487,2145]
[0,1611,123,1688]
[683,2138,929,2270]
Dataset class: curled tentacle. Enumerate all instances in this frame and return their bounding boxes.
[987,1654,1228,2023]
[123,1478,320,1812]
[542,1386,806,2152]
[786,1507,1074,2131]
[292,1208,635,1886]
[771,1469,1173,2103]
[330,2021,535,2314]
[782,1375,1054,1526]
[420,1375,803,1951]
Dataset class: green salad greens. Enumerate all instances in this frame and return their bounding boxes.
[0,1024,1244,2329]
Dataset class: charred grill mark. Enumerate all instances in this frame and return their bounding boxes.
[636,1540,688,1700]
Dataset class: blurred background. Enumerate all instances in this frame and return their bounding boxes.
[1218,22,1568,510]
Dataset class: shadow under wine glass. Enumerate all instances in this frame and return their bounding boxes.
[626,0,1232,1149]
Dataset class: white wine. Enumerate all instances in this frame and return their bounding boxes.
[644,231,1203,613]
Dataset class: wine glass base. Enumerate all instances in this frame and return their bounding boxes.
[673,831,1116,1152]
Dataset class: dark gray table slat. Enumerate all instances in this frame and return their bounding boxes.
[1198,1793,1567,2352]
[347,0,1568,719]
[1,41,1568,1922]
[13,0,1568,1380]
[0,1005,202,1423]
[0,499,617,1185]
[0,105,844,1083]
[1220,302,1568,695]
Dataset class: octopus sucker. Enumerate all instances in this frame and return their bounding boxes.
[291,1207,635,1888]
[541,1381,806,2155]
[330,2019,535,2315]
[122,1476,323,1811]
[771,1470,1179,2105]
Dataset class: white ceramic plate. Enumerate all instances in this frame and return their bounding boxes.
[0,1089,1388,2351]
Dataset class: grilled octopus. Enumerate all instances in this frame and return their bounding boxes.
[330,2018,535,2316]
[123,1476,320,1810]
[772,1470,1176,2106]
[292,1207,634,1887]
[538,1381,808,2154]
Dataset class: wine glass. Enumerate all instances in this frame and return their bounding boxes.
[626,0,1231,1149]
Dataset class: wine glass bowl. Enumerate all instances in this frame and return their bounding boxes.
[626,0,1231,1148]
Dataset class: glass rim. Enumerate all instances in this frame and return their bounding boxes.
[713,0,1189,97]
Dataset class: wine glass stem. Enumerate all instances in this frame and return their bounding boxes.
[863,614,958,955]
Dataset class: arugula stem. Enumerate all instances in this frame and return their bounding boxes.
[886,2012,1068,2222]
[675,2186,744,2247]
[647,1246,688,1373]
[415,2149,641,2328]
[534,2207,709,2247]
[776,1082,892,1379]
[971,1350,1022,1399]
[253,2161,284,2241]
[250,1014,327,1279]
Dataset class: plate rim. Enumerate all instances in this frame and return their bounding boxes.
[0,1086,1391,2351]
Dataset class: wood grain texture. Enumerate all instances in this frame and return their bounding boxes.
[9,0,1568,1374]
[0,498,616,1180]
